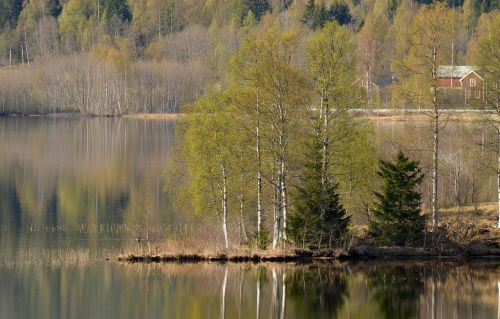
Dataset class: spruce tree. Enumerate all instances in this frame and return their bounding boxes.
[313,2,329,29]
[329,2,352,26]
[243,0,271,21]
[369,152,425,246]
[301,0,316,28]
[289,133,349,248]
[102,0,132,22]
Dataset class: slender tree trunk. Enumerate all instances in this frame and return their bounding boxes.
[280,272,286,319]
[431,275,437,319]
[320,91,328,222]
[432,112,439,232]
[272,178,281,249]
[272,268,278,318]
[497,126,500,228]
[239,167,248,243]
[221,163,229,249]
[256,94,263,244]
[281,159,288,243]
[220,267,228,319]
[24,33,29,65]
[256,271,261,319]
[431,47,439,233]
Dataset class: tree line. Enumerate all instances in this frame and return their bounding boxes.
[175,3,500,249]
[0,0,499,114]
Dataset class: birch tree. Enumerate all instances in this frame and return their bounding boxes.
[254,28,309,249]
[475,12,500,226]
[231,28,309,249]
[397,3,458,232]
[182,89,235,249]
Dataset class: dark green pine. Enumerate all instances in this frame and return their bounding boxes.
[288,132,350,248]
[369,151,425,246]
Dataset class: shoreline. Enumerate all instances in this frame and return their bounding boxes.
[110,244,500,264]
[0,110,494,122]
[0,112,182,120]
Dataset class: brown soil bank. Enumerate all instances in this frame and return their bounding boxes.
[110,244,500,264]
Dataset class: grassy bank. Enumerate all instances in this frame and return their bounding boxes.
[111,202,500,264]
[111,244,500,264]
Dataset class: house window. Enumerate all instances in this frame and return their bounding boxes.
[475,90,481,99]
[465,89,471,98]
[362,80,367,87]
[356,89,361,98]
[470,78,476,87]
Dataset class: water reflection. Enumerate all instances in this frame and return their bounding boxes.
[1,261,499,319]
[0,117,177,254]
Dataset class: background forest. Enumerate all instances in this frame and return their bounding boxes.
[0,0,498,114]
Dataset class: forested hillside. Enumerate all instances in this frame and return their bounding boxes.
[0,0,498,114]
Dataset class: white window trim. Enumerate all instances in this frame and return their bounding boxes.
[475,90,481,99]
[470,78,476,87]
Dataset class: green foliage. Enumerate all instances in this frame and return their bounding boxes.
[369,152,425,246]
[301,0,352,30]
[288,133,350,248]
[329,2,352,26]
[0,0,23,28]
[242,0,271,21]
[475,12,500,110]
[103,0,132,22]
[386,0,400,20]
[255,226,271,249]
[302,0,316,28]
[59,0,96,50]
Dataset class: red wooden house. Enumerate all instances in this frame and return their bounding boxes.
[436,66,485,106]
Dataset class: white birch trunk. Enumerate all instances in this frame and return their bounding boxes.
[272,181,280,249]
[497,126,500,228]
[431,276,437,319]
[256,94,263,244]
[220,267,228,319]
[281,160,288,243]
[280,272,286,319]
[320,91,328,222]
[272,268,278,318]
[221,163,229,249]
[431,47,439,233]
[256,272,261,319]
[432,111,439,232]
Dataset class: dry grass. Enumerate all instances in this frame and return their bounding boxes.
[0,248,116,269]
[123,113,183,120]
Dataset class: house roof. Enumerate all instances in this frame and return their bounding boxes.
[436,65,480,78]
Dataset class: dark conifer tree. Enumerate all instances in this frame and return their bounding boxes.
[102,0,132,22]
[301,0,316,28]
[289,133,350,248]
[0,0,23,28]
[329,2,352,26]
[313,1,329,29]
[47,0,62,18]
[243,0,271,21]
[369,152,425,246]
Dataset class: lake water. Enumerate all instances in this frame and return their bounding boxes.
[1,116,500,319]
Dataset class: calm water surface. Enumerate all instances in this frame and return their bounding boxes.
[1,116,500,319]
